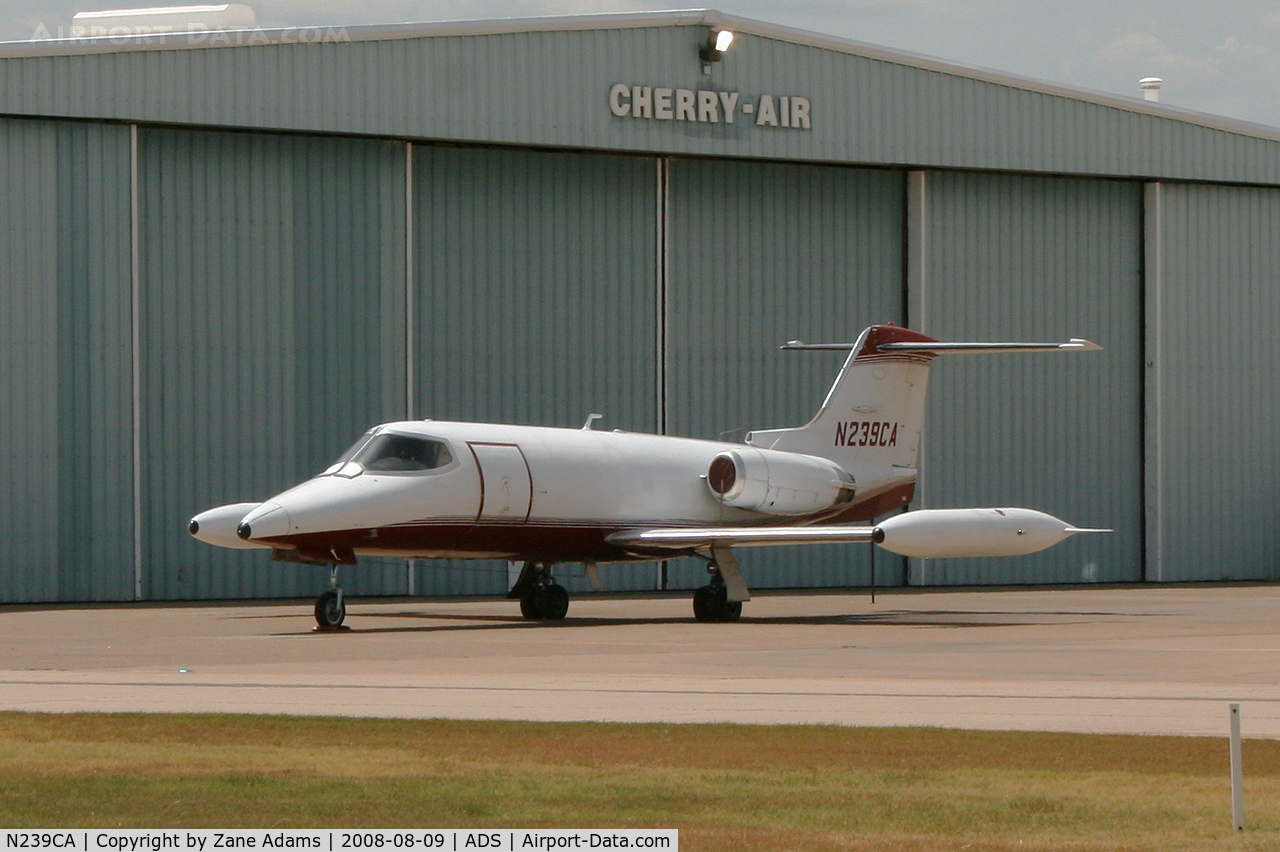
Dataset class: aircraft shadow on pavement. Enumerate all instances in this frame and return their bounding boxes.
[263,607,1162,635]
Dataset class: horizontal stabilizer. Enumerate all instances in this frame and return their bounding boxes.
[880,338,1101,354]
[782,338,1101,353]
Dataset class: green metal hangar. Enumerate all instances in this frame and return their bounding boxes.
[2,9,1279,606]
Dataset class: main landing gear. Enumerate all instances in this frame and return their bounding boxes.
[692,546,748,623]
[314,564,347,629]
[693,582,741,622]
[509,562,570,621]
[692,577,742,623]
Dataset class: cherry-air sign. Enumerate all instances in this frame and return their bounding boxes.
[609,84,812,129]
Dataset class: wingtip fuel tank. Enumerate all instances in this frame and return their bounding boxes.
[872,507,1109,559]
[189,502,270,550]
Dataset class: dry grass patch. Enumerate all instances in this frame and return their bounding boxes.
[1,712,1278,851]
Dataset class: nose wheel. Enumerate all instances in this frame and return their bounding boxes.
[314,565,347,629]
[509,562,570,621]
[520,582,570,620]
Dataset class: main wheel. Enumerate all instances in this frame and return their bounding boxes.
[314,590,346,628]
[539,584,570,620]
[720,599,743,622]
[693,585,741,622]
[693,585,717,622]
[519,589,544,620]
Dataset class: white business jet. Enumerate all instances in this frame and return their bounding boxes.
[190,324,1107,628]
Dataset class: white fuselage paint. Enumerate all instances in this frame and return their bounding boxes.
[228,419,911,564]
[191,325,1102,576]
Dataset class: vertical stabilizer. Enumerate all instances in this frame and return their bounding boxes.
[744,324,1100,518]
[746,325,940,474]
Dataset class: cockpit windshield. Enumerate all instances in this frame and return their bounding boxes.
[320,429,454,476]
[330,429,377,468]
[353,433,453,472]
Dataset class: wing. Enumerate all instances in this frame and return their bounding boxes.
[606,525,878,604]
[608,508,1108,559]
[606,509,1106,606]
[606,525,877,554]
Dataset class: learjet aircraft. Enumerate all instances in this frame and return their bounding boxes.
[190,324,1107,627]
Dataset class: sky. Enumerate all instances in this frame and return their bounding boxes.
[7,0,1280,130]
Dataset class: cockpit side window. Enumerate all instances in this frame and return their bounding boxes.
[354,434,454,472]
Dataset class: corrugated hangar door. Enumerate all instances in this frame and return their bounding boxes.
[1150,183,1280,581]
[0,119,133,604]
[912,171,1144,585]
[412,145,659,596]
[139,128,410,601]
[665,158,906,591]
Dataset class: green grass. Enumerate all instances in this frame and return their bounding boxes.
[2,712,1278,851]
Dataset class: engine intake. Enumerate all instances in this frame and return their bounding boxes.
[707,448,855,515]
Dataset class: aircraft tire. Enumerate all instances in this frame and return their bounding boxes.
[540,584,570,621]
[720,599,743,622]
[693,586,717,622]
[519,590,544,620]
[314,590,345,628]
[694,585,741,622]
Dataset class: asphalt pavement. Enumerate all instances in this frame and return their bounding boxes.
[2,584,1278,737]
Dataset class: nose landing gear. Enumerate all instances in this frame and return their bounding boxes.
[520,583,570,621]
[509,562,570,621]
[314,564,347,629]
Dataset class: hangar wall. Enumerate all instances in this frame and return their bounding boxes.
[139,129,411,600]
[1,118,134,603]
[1148,183,1280,582]
[409,145,661,596]
[4,114,1280,602]
[910,171,1146,585]
[664,158,904,590]
[54,123,136,601]
[3,119,66,603]
[4,20,1279,184]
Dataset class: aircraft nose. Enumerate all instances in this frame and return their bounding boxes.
[236,501,291,541]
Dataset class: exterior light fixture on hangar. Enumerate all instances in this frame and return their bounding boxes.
[2,9,1279,605]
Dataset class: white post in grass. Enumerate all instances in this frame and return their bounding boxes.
[1230,703,1244,831]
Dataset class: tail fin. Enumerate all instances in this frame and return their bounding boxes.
[746,325,940,472]
[747,323,1101,472]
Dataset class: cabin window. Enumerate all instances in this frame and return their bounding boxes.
[354,434,453,472]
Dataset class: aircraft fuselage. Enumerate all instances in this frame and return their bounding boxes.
[191,324,1104,627]
[235,419,911,565]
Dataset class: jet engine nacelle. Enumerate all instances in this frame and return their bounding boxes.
[707,448,855,516]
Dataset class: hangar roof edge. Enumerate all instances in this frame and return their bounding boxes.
[4,6,1280,144]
